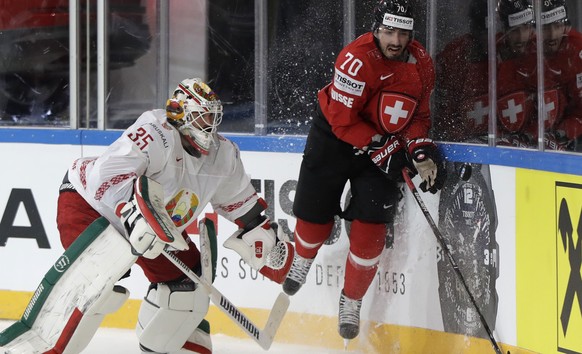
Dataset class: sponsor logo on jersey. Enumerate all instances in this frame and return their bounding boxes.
[577,73,582,89]
[166,189,199,227]
[378,93,417,133]
[541,6,567,25]
[508,9,534,27]
[497,91,528,132]
[148,122,169,149]
[382,13,414,31]
[380,73,394,80]
[330,88,354,108]
[333,69,365,97]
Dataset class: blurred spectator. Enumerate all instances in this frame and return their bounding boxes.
[537,0,582,151]
[434,0,490,143]
[0,1,150,125]
[495,0,537,148]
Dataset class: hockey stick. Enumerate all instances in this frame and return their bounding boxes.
[136,176,289,350]
[162,249,289,350]
[402,168,503,354]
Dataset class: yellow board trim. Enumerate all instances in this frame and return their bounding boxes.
[0,289,534,353]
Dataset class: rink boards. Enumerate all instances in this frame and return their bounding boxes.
[0,130,582,353]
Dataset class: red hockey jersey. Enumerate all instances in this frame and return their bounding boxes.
[318,32,434,149]
[541,28,582,141]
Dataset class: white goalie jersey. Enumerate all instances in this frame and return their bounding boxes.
[67,109,259,234]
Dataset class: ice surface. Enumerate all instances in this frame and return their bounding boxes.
[0,320,359,354]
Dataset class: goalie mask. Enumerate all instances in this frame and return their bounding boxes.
[166,78,223,156]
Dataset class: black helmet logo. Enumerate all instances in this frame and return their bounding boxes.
[497,0,534,29]
[372,0,415,31]
[541,0,568,25]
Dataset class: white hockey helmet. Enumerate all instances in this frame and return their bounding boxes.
[166,78,223,155]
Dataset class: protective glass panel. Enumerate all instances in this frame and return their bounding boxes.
[0,0,72,126]
[264,0,343,135]
[496,0,537,149]
[537,0,582,152]
[101,0,155,129]
[433,0,491,144]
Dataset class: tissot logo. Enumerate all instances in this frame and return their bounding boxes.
[556,181,582,353]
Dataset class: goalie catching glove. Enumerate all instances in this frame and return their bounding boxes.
[407,138,447,194]
[364,134,408,181]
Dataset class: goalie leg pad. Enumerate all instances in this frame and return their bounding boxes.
[61,285,130,354]
[0,218,137,354]
[137,281,210,353]
[182,319,212,354]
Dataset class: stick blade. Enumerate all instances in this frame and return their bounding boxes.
[258,292,290,350]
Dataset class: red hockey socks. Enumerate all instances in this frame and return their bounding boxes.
[343,220,386,300]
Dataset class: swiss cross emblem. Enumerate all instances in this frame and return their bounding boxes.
[543,89,560,128]
[463,94,489,134]
[497,91,528,132]
[378,93,417,133]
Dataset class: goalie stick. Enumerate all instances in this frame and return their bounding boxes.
[137,175,290,350]
[402,168,503,354]
[162,249,289,350]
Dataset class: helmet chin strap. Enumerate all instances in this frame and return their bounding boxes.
[179,133,202,158]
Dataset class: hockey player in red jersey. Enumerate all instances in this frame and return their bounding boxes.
[0,78,294,354]
[435,0,538,148]
[495,0,538,147]
[538,0,582,151]
[282,0,446,340]
[434,0,491,143]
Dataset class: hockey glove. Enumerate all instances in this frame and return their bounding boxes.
[365,134,407,180]
[544,131,570,151]
[407,138,447,194]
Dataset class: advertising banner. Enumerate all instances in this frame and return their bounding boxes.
[517,169,582,354]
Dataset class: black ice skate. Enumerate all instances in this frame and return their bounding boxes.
[338,290,362,340]
[282,254,314,295]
